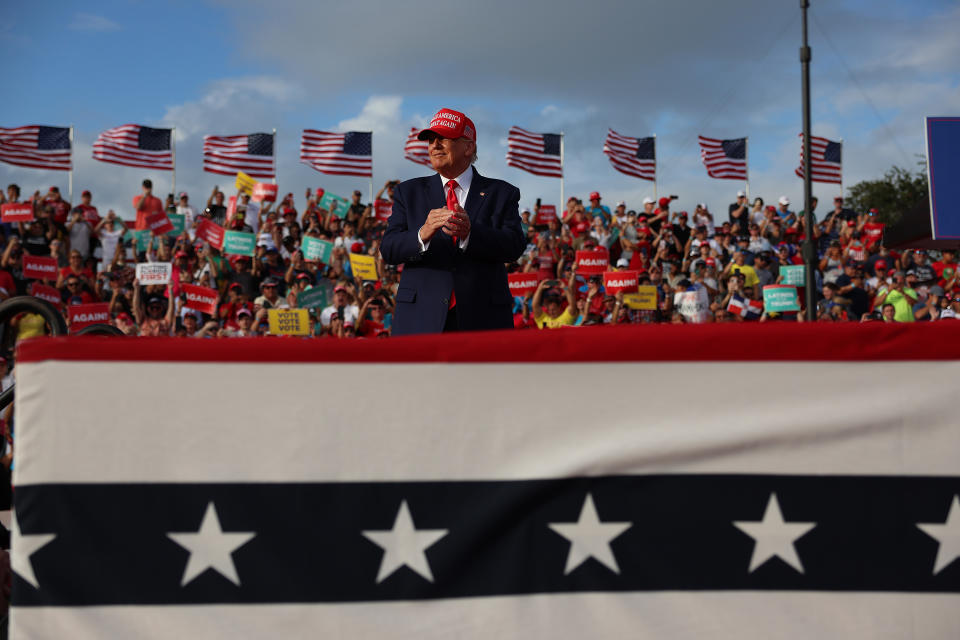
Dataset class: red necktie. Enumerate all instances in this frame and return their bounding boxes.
[446,180,459,309]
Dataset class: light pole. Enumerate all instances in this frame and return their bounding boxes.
[801,0,816,321]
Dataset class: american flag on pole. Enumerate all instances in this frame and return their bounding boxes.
[506,127,563,178]
[795,134,842,185]
[203,133,275,179]
[698,136,747,180]
[603,130,655,181]
[0,125,72,171]
[92,125,172,170]
[300,130,373,177]
[404,127,431,168]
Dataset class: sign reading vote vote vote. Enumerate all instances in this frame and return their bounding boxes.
[575,250,608,274]
[302,236,333,263]
[267,309,310,336]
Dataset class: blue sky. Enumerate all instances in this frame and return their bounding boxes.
[2,0,957,219]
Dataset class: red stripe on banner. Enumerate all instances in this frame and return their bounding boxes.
[17,323,960,365]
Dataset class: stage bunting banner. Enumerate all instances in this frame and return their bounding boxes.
[10,324,960,639]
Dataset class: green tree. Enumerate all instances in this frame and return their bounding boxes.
[845,163,928,225]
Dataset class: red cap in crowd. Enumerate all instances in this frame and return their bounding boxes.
[350,242,364,253]
[590,192,601,201]
[116,312,133,323]
[82,190,91,197]
[417,108,476,142]
[658,197,670,208]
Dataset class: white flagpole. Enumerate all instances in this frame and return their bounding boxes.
[272,128,277,186]
[744,137,750,200]
[68,125,74,204]
[559,132,565,209]
[171,127,176,197]
[653,133,658,200]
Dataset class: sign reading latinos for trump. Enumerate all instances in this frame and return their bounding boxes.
[145,212,174,236]
[29,282,61,307]
[297,282,332,310]
[575,250,608,274]
[763,284,801,312]
[603,271,639,294]
[319,190,350,218]
[302,236,333,263]
[1,202,34,223]
[181,283,218,315]
[535,205,557,225]
[374,201,392,222]
[165,213,186,238]
[235,171,256,194]
[22,255,58,281]
[349,253,378,281]
[267,308,310,336]
[196,218,226,249]
[252,182,278,203]
[135,262,172,286]
[11,326,960,639]
[508,273,540,297]
[623,285,658,310]
[223,231,256,257]
[125,229,152,253]
[779,265,805,287]
[67,302,110,332]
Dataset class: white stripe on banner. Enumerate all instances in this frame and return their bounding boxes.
[12,593,960,639]
[14,361,960,485]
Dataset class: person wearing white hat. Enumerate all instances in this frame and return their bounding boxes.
[641,197,656,220]
[777,196,796,226]
[729,190,749,235]
[692,202,713,232]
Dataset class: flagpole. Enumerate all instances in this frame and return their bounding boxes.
[68,125,74,204]
[801,0,816,321]
[272,128,277,186]
[744,136,750,200]
[559,132,565,210]
[171,127,177,197]
[653,133,658,200]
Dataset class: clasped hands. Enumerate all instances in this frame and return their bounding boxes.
[419,205,470,243]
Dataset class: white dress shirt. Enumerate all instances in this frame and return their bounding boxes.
[418,165,473,252]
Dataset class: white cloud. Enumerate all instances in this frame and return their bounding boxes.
[68,13,121,32]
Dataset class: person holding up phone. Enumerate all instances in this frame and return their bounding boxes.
[531,274,577,329]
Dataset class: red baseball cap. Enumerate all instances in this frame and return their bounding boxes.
[705,257,717,266]
[350,242,365,253]
[590,191,601,200]
[417,108,476,142]
[658,197,670,208]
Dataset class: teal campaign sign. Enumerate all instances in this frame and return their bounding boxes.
[223,230,256,257]
[302,236,333,263]
[297,281,333,310]
[762,285,801,312]
[319,191,350,218]
[124,229,151,252]
[165,213,186,237]
[779,265,805,286]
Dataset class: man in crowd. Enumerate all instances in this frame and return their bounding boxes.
[133,179,164,230]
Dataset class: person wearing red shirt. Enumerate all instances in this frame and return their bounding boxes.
[43,186,71,225]
[132,179,164,230]
[72,190,100,226]
[56,250,95,289]
[862,208,884,249]
[932,248,958,279]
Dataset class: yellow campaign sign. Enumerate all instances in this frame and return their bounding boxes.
[267,308,310,336]
[349,253,378,281]
[235,171,256,194]
[623,285,658,310]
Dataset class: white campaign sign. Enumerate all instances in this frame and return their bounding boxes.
[135,262,172,285]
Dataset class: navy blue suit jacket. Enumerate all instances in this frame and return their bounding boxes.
[380,167,525,335]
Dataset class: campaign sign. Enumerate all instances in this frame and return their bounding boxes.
[302,236,333,263]
[926,117,960,239]
[22,255,58,281]
[68,303,110,333]
[223,231,256,257]
[182,284,218,315]
[165,213,186,238]
[1,202,33,223]
[507,273,540,297]
[268,308,310,336]
[252,182,278,203]
[575,250,608,274]
[135,262,172,286]
[349,253,378,281]
[124,229,152,252]
[319,191,350,218]
[603,270,639,294]
[235,171,256,194]
[196,218,226,249]
[30,282,61,306]
[145,212,174,236]
[623,285,658,310]
[779,265,805,286]
[226,195,237,222]
[534,204,557,225]
[674,287,711,323]
[297,282,332,310]
[374,200,393,222]
[763,285,801,312]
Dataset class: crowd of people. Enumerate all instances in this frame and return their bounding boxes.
[0,179,953,341]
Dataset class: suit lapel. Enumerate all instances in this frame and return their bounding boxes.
[464,166,489,223]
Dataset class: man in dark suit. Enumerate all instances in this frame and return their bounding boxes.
[381,109,525,335]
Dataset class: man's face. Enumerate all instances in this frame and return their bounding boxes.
[644,203,655,214]
[262,283,278,299]
[6,187,16,201]
[425,132,475,178]
[590,198,600,207]
[544,298,561,316]
[882,305,896,321]
[734,252,745,265]
[334,291,346,306]
[81,194,91,205]
[184,315,197,331]
[238,314,252,328]
[147,302,164,317]
[215,192,224,205]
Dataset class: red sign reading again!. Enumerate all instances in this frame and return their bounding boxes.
[252,182,278,203]
[145,212,174,236]
[23,255,58,281]
[182,284,218,315]
[534,204,557,225]
[1,202,34,223]
[507,273,540,297]
[68,303,110,332]
[603,270,639,294]
[196,218,225,249]
[575,250,608,274]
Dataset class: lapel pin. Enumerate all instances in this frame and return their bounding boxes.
[480,192,486,197]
